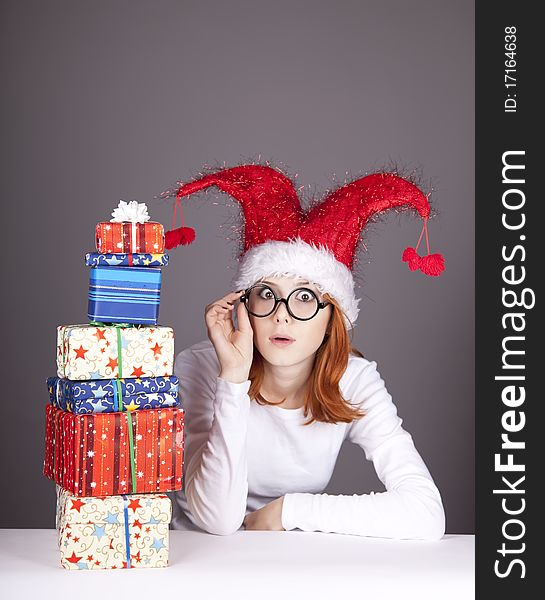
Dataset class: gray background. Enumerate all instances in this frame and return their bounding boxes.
[1,0,474,531]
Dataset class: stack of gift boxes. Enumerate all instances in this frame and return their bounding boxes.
[43,201,184,570]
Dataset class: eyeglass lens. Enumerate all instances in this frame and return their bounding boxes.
[246,285,319,319]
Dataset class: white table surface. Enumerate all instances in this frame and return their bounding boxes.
[0,529,474,600]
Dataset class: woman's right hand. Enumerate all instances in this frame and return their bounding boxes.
[205,290,254,383]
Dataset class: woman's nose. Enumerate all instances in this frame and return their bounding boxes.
[273,300,291,321]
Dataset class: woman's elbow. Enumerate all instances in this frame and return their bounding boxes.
[413,500,446,541]
[419,512,446,541]
[189,507,245,535]
[202,517,244,536]
[186,489,245,535]
[188,509,244,536]
[395,487,446,541]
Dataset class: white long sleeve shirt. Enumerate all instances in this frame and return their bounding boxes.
[170,339,445,540]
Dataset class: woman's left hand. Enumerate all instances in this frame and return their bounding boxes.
[243,497,285,531]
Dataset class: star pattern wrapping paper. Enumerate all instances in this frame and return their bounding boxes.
[47,375,180,413]
[44,405,184,496]
[95,221,164,254]
[85,252,170,267]
[56,486,171,570]
[56,324,174,380]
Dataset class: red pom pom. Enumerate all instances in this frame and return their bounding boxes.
[402,247,420,271]
[179,227,196,245]
[419,253,445,276]
[402,247,418,262]
[165,227,196,250]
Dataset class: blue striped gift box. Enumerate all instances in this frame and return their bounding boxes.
[88,266,162,325]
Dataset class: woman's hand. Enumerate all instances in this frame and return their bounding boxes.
[243,497,285,531]
[205,290,254,383]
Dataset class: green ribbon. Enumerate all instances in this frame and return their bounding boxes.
[88,322,137,491]
[115,380,123,412]
[89,320,133,378]
[126,411,137,493]
[115,326,123,379]
[89,322,131,410]
[112,378,124,412]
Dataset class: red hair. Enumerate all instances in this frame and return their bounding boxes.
[248,294,366,425]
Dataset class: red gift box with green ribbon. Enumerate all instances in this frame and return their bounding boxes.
[44,405,184,497]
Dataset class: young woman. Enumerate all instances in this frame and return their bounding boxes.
[166,164,446,538]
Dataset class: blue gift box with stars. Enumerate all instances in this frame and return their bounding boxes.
[47,375,179,414]
[85,252,170,267]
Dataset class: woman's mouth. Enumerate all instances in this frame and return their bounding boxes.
[269,335,295,347]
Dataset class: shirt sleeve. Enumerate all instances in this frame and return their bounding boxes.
[280,359,446,540]
[174,344,251,535]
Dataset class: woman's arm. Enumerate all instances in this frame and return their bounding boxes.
[175,343,251,535]
[176,289,253,535]
[281,359,446,540]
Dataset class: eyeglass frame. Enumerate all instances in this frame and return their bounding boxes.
[240,283,331,321]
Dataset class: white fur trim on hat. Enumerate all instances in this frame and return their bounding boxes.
[231,238,360,330]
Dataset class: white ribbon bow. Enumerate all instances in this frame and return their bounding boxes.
[110,200,150,223]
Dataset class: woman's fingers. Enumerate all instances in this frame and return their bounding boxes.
[213,304,234,314]
[218,290,245,304]
[205,291,252,378]
[205,300,233,319]
[206,308,234,332]
[205,291,246,338]
[236,298,253,333]
[205,291,244,313]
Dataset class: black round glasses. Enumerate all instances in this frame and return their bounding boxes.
[240,284,330,321]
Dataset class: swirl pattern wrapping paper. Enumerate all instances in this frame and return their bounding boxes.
[56,324,174,380]
[85,252,170,267]
[56,486,171,570]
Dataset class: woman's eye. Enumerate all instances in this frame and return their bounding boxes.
[259,287,274,299]
[296,291,313,302]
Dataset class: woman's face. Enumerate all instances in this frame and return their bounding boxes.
[246,275,332,367]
